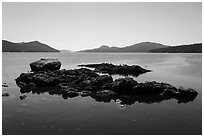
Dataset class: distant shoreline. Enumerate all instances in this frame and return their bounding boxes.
[3,40,201,53]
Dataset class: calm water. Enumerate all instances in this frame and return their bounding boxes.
[2,52,202,135]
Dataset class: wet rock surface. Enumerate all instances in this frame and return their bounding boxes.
[30,58,61,71]
[15,59,198,104]
[78,63,151,76]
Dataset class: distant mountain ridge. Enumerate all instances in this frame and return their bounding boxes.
[2,40,60,52]
[3,40,201,53]
[149,43,202,53]
[79,42,169,52]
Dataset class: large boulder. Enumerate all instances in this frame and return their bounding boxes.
[30,58,61,71]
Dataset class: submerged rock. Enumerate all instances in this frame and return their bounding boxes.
[30,58,61,71]
[78,63,151,76]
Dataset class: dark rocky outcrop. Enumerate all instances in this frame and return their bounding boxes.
[15,59,198,105]
[16,68,113,92]
[2,93,9,97]
[2,83,8,87]
[30,58,61,71]
[78,63,151,76]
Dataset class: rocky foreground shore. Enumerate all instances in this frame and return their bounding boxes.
[15,58,198,104]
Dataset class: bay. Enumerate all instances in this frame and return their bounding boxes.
[2,52,202,135]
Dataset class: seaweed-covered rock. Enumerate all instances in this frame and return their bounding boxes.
[30,58,61,71]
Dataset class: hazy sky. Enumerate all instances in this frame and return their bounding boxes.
[2,2,202,51]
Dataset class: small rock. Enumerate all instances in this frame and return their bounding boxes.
[2,83,8,87]
[2,93,9,97]
[20,95,27,100]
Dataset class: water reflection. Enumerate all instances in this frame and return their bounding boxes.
[19,86,197,105]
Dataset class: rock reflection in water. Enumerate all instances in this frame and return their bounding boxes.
[19,86,197,105]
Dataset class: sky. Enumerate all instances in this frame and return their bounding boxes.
[2,2,202,51]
